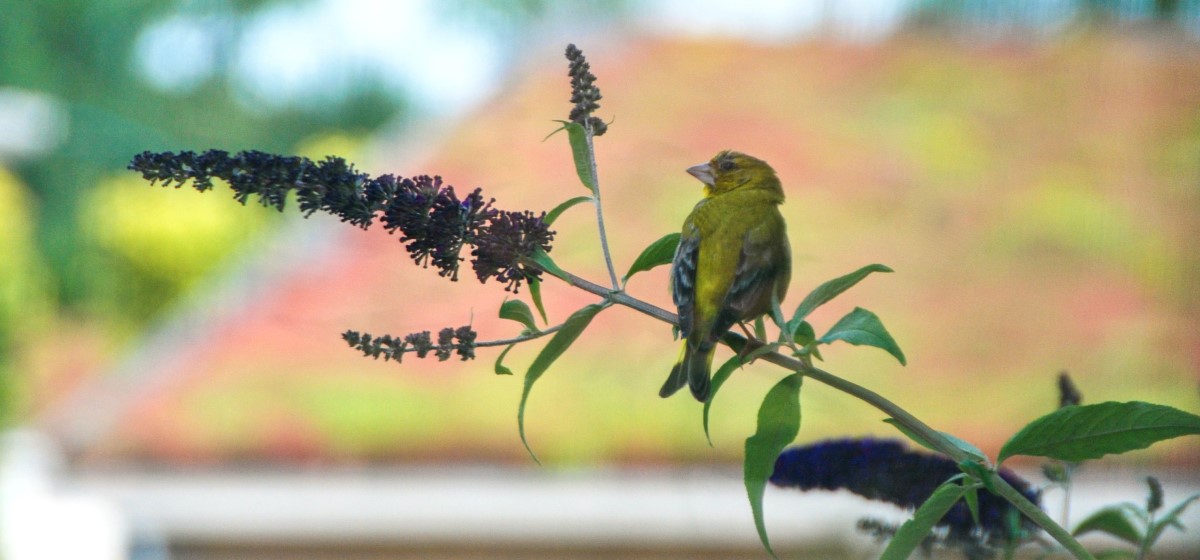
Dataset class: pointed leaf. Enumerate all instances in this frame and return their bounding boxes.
[883,418,989,464]
[790,321,823,361]
[529,247,571,284]
[1146,494,1199,547]
[791,320,816,346]
[769,290,787,332]
[562,121,596,194]
[499,300,538,332]
[518,303,605,463]
[702,355,743,446]
[881,481,966,560]
[541,122,567,142]
[544,195,592,226]
[998,401,1200,463]
[787,264,893,331]
[623,232,680,284]
[964,486,981,528]
[744,373,803,558]
[1072,506,1144,545]
[494,343,516,376]
[819,307,906,366]
[528,278,547,324]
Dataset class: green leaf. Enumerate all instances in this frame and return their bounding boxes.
[790,321,823,361]
[527,278,547,324]
[541,122,567,142]
[499,300,538,332]
[518,303,605,463]
[702,355,743,446]
[623,232,680,283]
[1072,506,1144,545]
[544,195,592,226]
[529,247,571,284]
[881,481,966,560]
[561,121,596,194]
[494,344,516,376]
[998,401,1200,463]
[791,320,816,345]
[744,373,803,558]
[769,289,787,332]
[883,419,989,464]
[754,316,767,342]
[964,486,980,528]
[1146,493,1199,547]
[787,263,893,331]
[818,307,907,366]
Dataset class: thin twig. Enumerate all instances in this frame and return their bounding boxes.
[583,130,621,290]
[475,323,566,348]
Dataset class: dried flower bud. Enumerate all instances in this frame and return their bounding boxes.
[436,327,455,361]
[453,326,477,361]
[404,331,433,359]
[344,326,477,365]
[564,43,607,136]
[1057,371,1082,408]
[1146,476,1163,513]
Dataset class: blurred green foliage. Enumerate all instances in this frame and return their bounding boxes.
[0,168,52,423]
[0,0,404,424]
[0,0,401,317]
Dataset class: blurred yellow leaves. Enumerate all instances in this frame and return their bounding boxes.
[0,166,50,339]
[81,174,274,285]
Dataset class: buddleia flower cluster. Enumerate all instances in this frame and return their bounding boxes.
[343,326,477,363]
[128,150,553,291]
[771,438,1041,558]
[565,43,607,136]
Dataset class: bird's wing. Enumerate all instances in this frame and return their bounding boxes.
[714,220,791,337]
[671,222,701,336]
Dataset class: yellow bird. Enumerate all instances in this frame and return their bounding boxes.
[661,151,791,402]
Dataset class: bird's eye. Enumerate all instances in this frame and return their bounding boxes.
[718,160,736,171]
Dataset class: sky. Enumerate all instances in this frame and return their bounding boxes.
[0,0,1187,160]
[133,0,926,118]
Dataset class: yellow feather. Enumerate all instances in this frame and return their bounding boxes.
[662,151,792,402]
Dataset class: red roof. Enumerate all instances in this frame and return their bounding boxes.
[42,34,1200,467]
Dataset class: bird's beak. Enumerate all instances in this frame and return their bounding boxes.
[686,163,715,187]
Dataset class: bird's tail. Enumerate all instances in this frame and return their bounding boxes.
[659,341,714,402]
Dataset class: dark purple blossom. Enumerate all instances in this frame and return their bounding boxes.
[471,210,554,293]
[565,44,607,136]
[129,150,551,291]
[771,438,1040,550]
[343,326,476,364]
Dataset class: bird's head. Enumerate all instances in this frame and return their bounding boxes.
[686,150,783,200]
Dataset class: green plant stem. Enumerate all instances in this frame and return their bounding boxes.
[583,131,621,290]
[556,267,1096,560]
[475,324,566,348]
[1062,469,1073,528]
[1135,511,1154,560]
